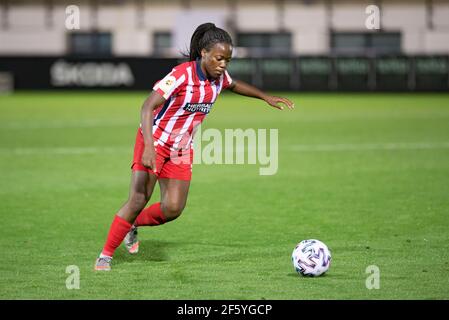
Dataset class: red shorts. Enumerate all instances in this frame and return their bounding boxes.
[131,128,193,181]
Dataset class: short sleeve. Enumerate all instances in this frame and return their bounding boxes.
[153,67,187,100]
[221,70,233,90]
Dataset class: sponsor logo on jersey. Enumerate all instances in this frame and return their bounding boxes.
[183,103,213,114]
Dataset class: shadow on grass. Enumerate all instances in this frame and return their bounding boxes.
[112,239,247,266]
[287,272,332,278]
[114,239,178,264]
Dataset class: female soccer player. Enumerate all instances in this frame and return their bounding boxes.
[95,22,294,270]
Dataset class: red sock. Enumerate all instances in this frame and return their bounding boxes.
[101,215,132,257]
[133,202,166,227]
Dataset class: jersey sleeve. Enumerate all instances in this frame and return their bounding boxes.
[153,67,187,100]
[221,70,233,90]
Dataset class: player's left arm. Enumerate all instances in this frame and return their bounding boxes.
[227,80,295,111]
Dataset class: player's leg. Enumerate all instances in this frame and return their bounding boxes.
[157,147,192,221]
[121,170,159,254]
[158,178,191,221]
[125,176,190,256]
[132,177,171,227]
[118,148,190,265]
[117,170,158,222]
[131,177,190,228]
[95,170,157,270]
[133,145,192,226]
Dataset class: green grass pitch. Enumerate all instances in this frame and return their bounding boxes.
[0,91,448,299]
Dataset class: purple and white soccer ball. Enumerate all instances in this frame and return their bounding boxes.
[292,239,332,277]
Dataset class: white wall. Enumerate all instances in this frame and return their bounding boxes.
[430,1,449,53]
[382,2,427,54]
[113,31,151,57]
[284,1,328,54]
[235,4,278,31]
[8,5,47,29]
[0,5,66,55]
[331,1,373,31]
[0,30,66,55]
[97,5,136,30]
[433,1,449,29]
[425,31,449,53]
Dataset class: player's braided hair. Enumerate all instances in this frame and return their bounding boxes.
[188,23,233,61]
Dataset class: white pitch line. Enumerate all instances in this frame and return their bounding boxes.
[0,146,131,155]
[289,142,449,152]
[0,120,136,130]
[3,113,449,130]
[1,142,449,156]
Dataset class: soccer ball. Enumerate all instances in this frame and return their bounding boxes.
[291,239,332,277]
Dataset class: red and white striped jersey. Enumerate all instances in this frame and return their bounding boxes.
[149,60,233,151]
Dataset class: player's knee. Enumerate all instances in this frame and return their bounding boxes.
[161,201,185,221]
[127,192,148,213]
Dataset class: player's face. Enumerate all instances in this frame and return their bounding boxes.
[201,43,233,79]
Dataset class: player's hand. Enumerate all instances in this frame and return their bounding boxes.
[263,95,295,110]
[142,145,157,172]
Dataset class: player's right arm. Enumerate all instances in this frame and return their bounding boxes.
[140,91,165,171]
